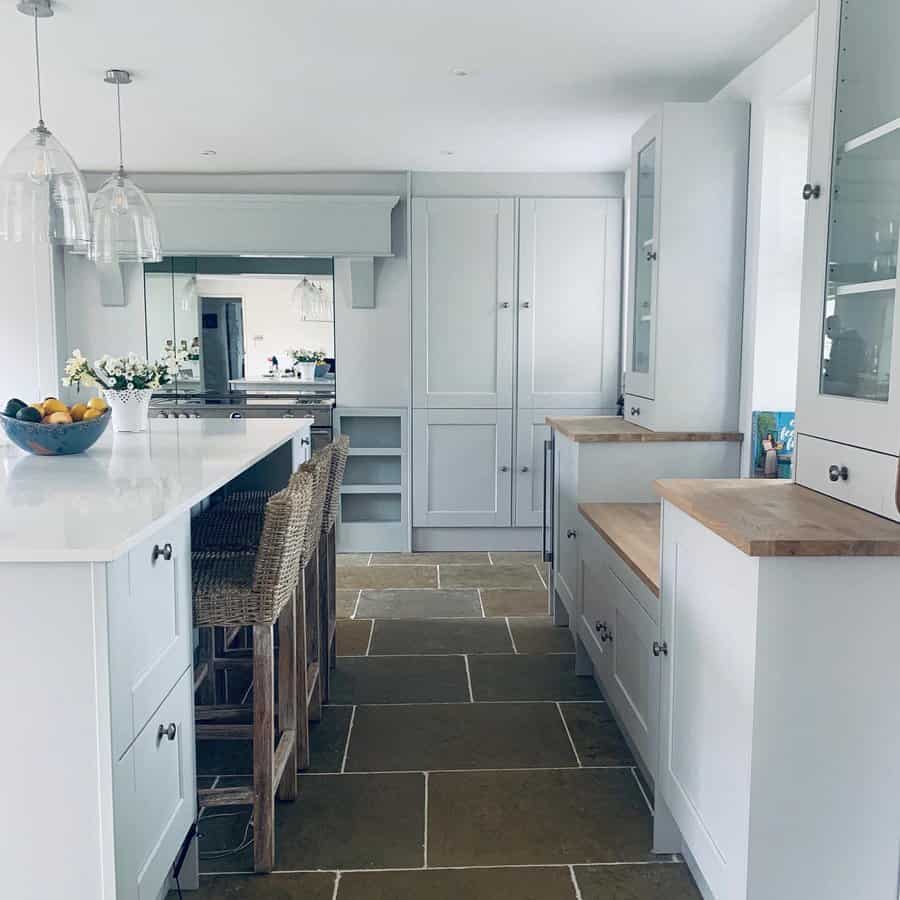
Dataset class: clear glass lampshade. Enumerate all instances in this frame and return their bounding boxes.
[90,169,161,263]
[293,277,334,322]
[0,124,91,251]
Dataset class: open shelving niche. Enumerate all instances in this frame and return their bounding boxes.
[334,407,408,552]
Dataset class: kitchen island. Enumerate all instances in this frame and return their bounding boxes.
[1,418,312,900]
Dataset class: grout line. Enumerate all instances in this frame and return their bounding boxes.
[556,702,582,767]
[487,551,494,565]
[351,590,362,619]
[569,864,584,900]
[631,767,653,816]
[535,562,548,590]
[367,553,374,566]
[331,872,341,900]
[505,617,518,653]
[463,655,474,702]
[422,772,429,868]
[207,764,637,780]
[333,651,575,659]
[202,860,685,878]
[477,588,486,618]
[365,619,375,656]
[436,565,441,589]
[324,698,608,708]
[340,706,357,773]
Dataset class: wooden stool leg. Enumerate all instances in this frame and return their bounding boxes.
[296,568,312,770]
[328,527,337,672]
[252,625,276,873]
[276,591,298,802]
[307,551,323,723]
[319,531,331,704]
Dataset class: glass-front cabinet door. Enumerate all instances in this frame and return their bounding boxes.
[798,0,900,454]
[626,117,660,400]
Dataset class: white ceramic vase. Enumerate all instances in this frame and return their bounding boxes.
[295,362,317,381]
[103,388,153,433]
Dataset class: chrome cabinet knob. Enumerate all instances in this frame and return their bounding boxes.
[645,249,657,262]
[630,407,640,416]
[157,722,177,742]
[652,640,668,657]
[802,183,821,200]
[828,465,849,483]
[301,436,311,446]
[566,529,577,539]
[152,543,173,563]
[521,465,529,473]
[521,301,530,309]
[500,465,510,473]
[500,302,511,309]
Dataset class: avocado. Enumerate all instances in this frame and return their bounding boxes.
[16,406,42,423]
[4,398,26,418]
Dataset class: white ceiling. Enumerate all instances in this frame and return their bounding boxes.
[0,0,813,174]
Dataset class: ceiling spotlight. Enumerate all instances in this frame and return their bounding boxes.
[440,150,455,156]
[451,67,470,77]
[200,149,217,158]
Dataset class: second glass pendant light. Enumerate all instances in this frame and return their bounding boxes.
[90,69,161,263]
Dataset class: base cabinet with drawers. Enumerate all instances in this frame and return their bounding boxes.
[577,524,660,778]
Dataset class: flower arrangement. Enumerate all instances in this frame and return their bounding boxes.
[63,349,185,392]
[287,348,326,364]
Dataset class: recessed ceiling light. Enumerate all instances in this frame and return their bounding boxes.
[440,150,455,156]
[200,149,217,158]
[451,67,470,77]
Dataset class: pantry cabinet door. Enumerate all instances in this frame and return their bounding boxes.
[413,409,513,527]
[518,198,622,410]
[412,198,515,409]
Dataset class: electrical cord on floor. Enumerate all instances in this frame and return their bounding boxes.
[197,812,255,860]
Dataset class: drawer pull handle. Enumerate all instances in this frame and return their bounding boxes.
[828,465,849,483]
[652,640,668,657]
[645,249,657,262]
[802,183,821,200]
[152,543,173,563]
[500,302,511,309]
[566,529,577,539]
[521,465,529,473]
[157,722,177,742]
[595,621,609,642]
[630,407,640,416]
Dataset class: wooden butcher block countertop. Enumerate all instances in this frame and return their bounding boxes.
[578,502,661,596]
[655,478,900,557]
[546,416,742,444]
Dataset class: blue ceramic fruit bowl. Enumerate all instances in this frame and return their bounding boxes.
[0,410,111,456]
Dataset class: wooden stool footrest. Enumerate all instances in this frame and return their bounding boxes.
[197,723,253,740]
[198,785,255,808]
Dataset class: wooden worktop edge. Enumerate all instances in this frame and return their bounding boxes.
[546,416,742,444]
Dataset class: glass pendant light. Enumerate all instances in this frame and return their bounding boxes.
[90,69,161,263]
[0,0,91,250]
[293,277,334,322]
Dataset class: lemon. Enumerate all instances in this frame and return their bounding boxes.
[82,408,103,421]
[43,398,68,415]
[47,411,73,425]
[69,403,87,422]
[87,397,108,412]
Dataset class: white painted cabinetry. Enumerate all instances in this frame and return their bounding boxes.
[411,196,622,534]
[623,103,749,432]
[795,0,900,515]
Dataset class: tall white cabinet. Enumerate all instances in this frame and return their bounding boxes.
[412,196,622,535]
[623,103,750,432]
[795,0,900,520]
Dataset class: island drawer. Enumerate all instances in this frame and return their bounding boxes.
[108,513,193,760]
[113,667,195,900]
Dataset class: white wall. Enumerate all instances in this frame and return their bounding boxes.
[194,276,334,378]
[713,15,815,475]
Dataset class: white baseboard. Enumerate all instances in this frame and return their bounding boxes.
[412,527,542,551]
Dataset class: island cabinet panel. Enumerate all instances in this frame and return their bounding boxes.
[108,513,193,760]
[113,669,196,900]
[413,409,513,527]
[412,197,516,409]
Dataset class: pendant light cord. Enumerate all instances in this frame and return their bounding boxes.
[33,9,44,126]
[115,80,125,173]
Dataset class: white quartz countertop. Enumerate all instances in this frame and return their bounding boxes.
[0,418,311,564]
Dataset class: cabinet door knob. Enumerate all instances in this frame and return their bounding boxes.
[802,183,822,200]
[500,302,510,309]
[521,301,530,309]
[157,722,177,742]
[521,465,529,473]
[229,412,243,419]
[301,436,311,446]
[828,464,849,483]
[645,249,657,262]
[566,529,577,539]
[152,543,173,563]
[630,406,640,416]
[652,640,668,657]
[500,465,510,473]
[595,621,609,642]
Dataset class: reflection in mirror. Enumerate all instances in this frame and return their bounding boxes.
[144,258,335,394]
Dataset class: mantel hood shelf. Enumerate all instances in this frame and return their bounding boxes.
[144,192,400,258]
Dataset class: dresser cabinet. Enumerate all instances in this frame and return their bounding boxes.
[795,0,900,518]
[623,103,749,432]
[412,196,622,532]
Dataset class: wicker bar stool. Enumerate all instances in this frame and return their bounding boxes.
[319,435,350,702]
[192,483,313,873]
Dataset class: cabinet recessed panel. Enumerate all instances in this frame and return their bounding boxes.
[631,140,656,378]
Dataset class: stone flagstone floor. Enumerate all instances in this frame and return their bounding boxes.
[178,551,701,899]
